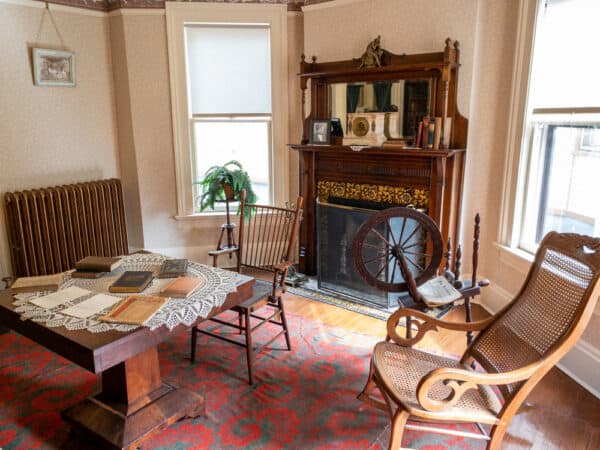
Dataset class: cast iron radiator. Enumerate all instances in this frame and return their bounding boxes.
[4,178,128,277]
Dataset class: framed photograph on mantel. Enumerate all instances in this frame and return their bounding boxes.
[310,119,331,145]
[33,48,76,87]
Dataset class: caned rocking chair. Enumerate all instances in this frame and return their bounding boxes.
[191,190,303,384]
[359,232,600,449]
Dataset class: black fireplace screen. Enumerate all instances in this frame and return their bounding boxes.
[317,200,423,308]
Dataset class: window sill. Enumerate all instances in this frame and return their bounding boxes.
[174,212,229,221]
[493,242,534,276]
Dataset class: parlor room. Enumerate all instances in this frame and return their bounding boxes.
[1,0,599,449]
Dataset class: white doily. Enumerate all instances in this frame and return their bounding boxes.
[13,253,239,333]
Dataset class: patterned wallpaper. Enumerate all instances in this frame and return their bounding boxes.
[38,0,320,12]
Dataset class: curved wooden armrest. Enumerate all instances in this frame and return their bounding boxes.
[416,362,541,412]
[387,308,495,347]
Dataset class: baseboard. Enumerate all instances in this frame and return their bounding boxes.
[478,281,513,314]
[479,276,600,399]
[557,340,600,399]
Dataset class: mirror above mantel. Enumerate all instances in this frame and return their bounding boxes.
[330,79,431,140]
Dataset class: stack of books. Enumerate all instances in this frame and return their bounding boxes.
[415,116,442,149]
[72,256,123,279]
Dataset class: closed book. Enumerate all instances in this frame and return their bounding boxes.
[101,295,166,325]
[75,256,122,272]
[71,270,106,279]
[427,122,435,149]
[433,117,442,150]
[421,116,431,148]
[160,277,204,298]
[157,259,188,279]
[416,121,423,148]
[11,274,63,293]
[109,271,153,293]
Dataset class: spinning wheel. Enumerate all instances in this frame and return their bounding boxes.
[353,207,443,295]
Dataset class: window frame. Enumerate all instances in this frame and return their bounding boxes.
[166,3,289,218]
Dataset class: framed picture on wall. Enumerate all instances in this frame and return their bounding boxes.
[33,48,76,87]
[310,119,331,145]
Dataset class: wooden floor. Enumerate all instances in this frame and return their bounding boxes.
[283,291,600,450]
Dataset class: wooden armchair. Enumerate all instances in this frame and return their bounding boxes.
[191,191,303,384]
[358,232,600,449]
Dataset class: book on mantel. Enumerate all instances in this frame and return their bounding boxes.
[109,271,154,293]
[157,259,188,279]
[75,256,122,272]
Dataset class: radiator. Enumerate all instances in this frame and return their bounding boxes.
[4,179,129,277]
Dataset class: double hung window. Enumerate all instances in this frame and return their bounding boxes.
[185,25,273,210]
[512,0,600,252]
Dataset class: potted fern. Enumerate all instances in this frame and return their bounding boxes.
[196,160,257,212]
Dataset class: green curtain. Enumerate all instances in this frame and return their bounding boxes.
[373,81,392,111]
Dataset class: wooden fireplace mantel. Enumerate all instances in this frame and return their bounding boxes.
[292,38,468,276]
[290,144,465,275]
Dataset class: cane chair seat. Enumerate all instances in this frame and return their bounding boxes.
[373,342,502,424]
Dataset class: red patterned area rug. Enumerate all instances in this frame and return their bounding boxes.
[0,312,484,449]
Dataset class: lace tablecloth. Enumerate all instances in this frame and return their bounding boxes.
[13,253,240,333]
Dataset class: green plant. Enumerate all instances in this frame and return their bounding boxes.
[194,160,257,213]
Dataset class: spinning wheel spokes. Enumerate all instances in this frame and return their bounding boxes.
[353,207,443,293]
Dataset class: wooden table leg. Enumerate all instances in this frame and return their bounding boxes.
[62,347,204,450]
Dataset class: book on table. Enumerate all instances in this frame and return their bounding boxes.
[157,259,188,279]
[417,276,463,307]
[100,295,167,325]
[11,274,63,293]
[109,271,154,293]
[75,256,122,273]
[160,276,203,298]
[71,271,106,279]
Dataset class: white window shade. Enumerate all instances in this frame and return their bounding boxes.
[528,0,600,109]
[185,25,272,114]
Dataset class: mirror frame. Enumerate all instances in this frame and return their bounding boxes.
[298,38,468,150]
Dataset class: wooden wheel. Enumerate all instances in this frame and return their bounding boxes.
[353,207,443,293]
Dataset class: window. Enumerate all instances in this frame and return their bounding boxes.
[510,0,600,252]
[166,3,288,217]
[185,25,273,209]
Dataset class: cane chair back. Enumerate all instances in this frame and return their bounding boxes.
[465,232,600,401]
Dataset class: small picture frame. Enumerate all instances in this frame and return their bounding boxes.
[330,118,344,137]
[33,48,76,87]
[310,119,331,145]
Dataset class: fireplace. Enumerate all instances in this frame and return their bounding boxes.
[317,197,425,309]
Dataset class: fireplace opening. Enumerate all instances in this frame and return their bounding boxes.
[317,198,425,309]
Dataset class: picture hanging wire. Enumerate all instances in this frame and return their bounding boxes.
[34,2,67,50]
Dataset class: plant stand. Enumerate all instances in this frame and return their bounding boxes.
[216,191,237,256]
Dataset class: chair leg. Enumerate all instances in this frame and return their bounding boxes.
[244,308,254,385]
[487,423,508,450]
[359,357,377,399]
[190,327,197,363]
[238,310,244,335]
[388,409,410,450]
[277,296,292,351]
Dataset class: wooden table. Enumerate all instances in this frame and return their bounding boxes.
[0,275,254,450]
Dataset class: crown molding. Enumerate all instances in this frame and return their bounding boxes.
[2,0,310,13]
[0,0,106,16]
